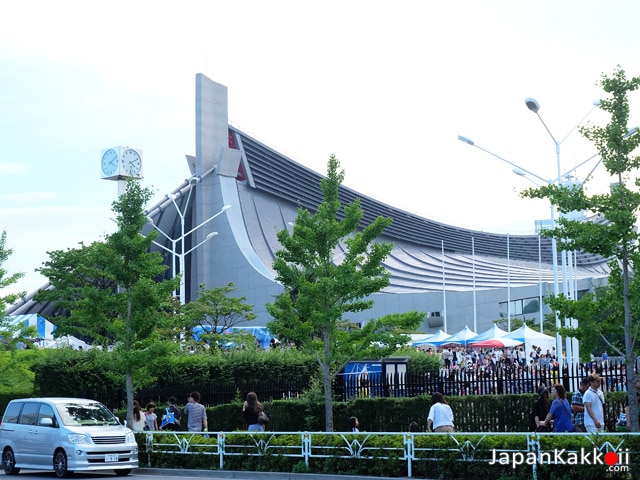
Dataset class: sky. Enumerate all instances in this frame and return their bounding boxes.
[2,0,640,296]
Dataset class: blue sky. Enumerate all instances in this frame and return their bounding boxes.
[2,0,640,296]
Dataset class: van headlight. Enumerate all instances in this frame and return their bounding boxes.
[67,433,92,445]
[125,431,136,443]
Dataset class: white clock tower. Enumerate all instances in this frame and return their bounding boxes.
[100,146,143,195]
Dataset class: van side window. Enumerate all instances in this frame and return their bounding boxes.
[2,402,23,424]
[38,404,57,427]
[19,402,40,426]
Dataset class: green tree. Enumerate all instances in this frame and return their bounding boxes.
[266,155,423,431]
[523,67,640,431]
[36,181,180,425]
[181,282,257,351]
[0,230,37,351]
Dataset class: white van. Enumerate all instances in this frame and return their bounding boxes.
[0,397,138,477]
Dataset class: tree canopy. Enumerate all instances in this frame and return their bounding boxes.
[181,282,257,351]
[267,155,423,431]
[35,181,180,425]
[0,230,36,350]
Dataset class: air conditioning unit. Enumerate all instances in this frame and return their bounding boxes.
[427,312,444,328]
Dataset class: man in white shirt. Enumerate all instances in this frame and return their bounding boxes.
[583,374,605,433]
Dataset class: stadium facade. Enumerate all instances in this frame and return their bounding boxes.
[10,74,610,337]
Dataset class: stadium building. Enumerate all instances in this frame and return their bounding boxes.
[10,74,609,340]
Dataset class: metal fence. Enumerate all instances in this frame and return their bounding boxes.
[334,359,634,401]
[95,359,633,410]
[139,430,638,479]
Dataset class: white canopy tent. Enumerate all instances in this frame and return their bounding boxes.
[411,324,556,359]
[467,325,509,343]
[440,326,477,346]
[470,337,523,348]
[412,329,451,347]
[502,324,556,359]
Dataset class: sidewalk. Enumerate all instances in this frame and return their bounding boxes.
[137,468,410,480]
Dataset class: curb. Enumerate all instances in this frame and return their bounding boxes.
[136,468,409,480]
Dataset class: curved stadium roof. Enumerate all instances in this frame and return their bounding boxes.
[9,124,610,318]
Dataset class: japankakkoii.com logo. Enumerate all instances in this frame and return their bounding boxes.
[490,448,630,472]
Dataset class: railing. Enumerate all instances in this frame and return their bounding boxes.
[94,359,635,410]
[140,430,637,479]
[334,359,635,401]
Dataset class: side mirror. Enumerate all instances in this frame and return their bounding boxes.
[39,417,54,427]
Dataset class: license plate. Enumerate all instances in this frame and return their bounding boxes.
[105,454,119,462]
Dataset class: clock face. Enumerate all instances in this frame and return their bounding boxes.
[121,148,142,176]
[101,149,119,176]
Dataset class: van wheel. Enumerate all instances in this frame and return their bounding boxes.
[2,448,20,475]
[53,449,70,478]
[114,469,132,476]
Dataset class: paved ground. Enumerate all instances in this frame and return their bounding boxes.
[136,468,410,480]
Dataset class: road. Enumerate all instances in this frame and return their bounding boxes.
[2,468,406,480]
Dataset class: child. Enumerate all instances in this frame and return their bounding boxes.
[348,416,360,432]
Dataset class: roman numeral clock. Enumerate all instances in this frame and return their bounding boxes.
[101,147,143,195]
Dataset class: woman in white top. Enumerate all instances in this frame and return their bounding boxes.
[130,400,146,432]
[427,392,454,432]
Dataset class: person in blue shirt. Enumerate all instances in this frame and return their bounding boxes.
[542,384,575,432]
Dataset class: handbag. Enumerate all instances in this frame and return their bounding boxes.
[257,411,270,424]
[160,407,180,430]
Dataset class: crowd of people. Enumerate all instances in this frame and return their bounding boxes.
[530,374,607,433]
[129,378,638,434]
[127,345,637,435]
[131,390,270,433]
[416,344,629,397]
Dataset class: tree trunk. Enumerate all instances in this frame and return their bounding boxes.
[126,370,134,428]
[125,297,134,428]
[323,328,334,432]
[621,243,638,431]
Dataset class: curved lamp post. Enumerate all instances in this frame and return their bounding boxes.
[458,98,601,367]
[148,181,231,304]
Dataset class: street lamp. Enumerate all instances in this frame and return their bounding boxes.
[148,194,232,304]
[458,98,601,367]
[524,98,600,367]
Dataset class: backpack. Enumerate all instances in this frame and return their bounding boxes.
[160,407,179,430]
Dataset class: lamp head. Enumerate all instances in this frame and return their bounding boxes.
[188,175,201,185]
[525,98,540,113]
[206,231,218,240]
[593,100,602,107]
[221,204,232,212]
[457,135,475,146]
[512,168,526,177]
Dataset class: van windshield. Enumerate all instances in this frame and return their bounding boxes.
[54,402,120,426]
